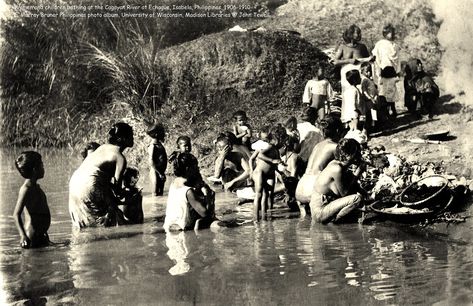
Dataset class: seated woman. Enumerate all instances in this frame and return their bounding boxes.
[69,122,133,228]
[310,138,365,223]
[164,153,217,231]
[296,115,343,205]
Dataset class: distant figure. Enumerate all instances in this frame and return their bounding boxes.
[120,167,143,224]
[147,123,167,196]
[80,142,100,160]
[164,153,217,231]
[250,125,287,221]
[405,59,439,119]
[341,69,362,131]
[302,66,334,122]
[69,122,133,228]
[311,138,365,223]
[359,62,379,134]
[13,151,51,248]
[372,24,400,119]
[296,115,343,205]
[213,135,250,191]
[232,110,252,149]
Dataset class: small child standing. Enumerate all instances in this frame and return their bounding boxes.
[232,110,252,149]
[359,62,378,134]
[372,24,400,119]
[341,69,362,131]
[302,67,335,121]
[250,125,287,221]
[120,167,143,224]
[147,123,167,196]
[13,151,51,248]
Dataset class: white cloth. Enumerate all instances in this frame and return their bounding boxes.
[297,122,319,144]
[302,79,334,103]
[372,39,400,79]
[163,182,192,231]
[341,85,360,123]
[251,140,270,151]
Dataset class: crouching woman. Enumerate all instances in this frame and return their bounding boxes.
[310,138,365,223]
[164,153,217,231]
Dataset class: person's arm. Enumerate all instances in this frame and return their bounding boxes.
[235,127,249,139]
[249,150,259,174]
[13,185,29,247]
[257,146,280,165]
[214,145,230,178]
[288,155,298,177]
[112,154,127,199]
[155,146,167,179]
[186,189,208,218]
[148,144,157,172]
[302,81,312,103]
[224,157,250,190]
[326,81,335,100]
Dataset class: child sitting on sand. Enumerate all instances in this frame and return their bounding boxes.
[250,125,287,221]
[164,152,217,231]
[13,151,51,248]
[147,123,167,196]
[232,110,252,149]
[120,167,143,224]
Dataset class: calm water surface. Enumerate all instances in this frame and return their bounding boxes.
[1,148,473,305]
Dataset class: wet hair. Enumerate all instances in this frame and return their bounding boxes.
[360,62,371,72]
[320,115,343,139]
[284,116,298,130]
[176,135,191,147]
[108,122,133,146]
[80,141,100,159]
[172,152,198,178]
[123,167,139,187]
[233,110,248,120]
[147,123,166,141]
[343,24,362,44]
[335,138,361,163]
[346,69,361,86]
[268,124,288,148]
[15,151,42,179]
[382,24,395,38]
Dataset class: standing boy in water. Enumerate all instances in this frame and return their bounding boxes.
[120,167,143,224]
[251,125,287,221]
[147,123,167,196]
[13,151,51,248]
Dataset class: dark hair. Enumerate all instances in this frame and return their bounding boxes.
[147,123,166,141]
[268,124,288,148]
[173,152,198,178]
[176,135,191,146]
[222,131,238,145]
[15,151,42,179]
[320,115,343,139]
[382,24,395,38]
[216,135,231,147]
[285,135,299,152]
[284,116,297,130]
[343,24,361,43]
[335,138,361,163]
[108,122,133,146]
[300,107,317,124]
[123,167,139,187]
[360,62,371,71]
[80,142,100,159]
[346,69,361,86]
[233,110,247,120]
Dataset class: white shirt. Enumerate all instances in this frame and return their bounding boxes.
[372,39,400,75]
[297,122,319,143]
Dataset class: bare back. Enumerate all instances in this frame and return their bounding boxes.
[255,147,279,175]
[314,160,348,197]
[306,139,337,176]
[80,143,126,182]
[22,183,51,236]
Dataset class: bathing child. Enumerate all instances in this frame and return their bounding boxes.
[232,110,252,148]
[163,153,217,231]
[120,167,143,224]
[251,125,287,221]
[147,123,167,196]
[13,151,51,248]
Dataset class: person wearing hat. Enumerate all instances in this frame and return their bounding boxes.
[147,123,167,196]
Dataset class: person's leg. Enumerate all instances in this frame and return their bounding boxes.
[252,171,264,221]
[313,193,361,223]
[149,169,158,196]
[156,176,166,196]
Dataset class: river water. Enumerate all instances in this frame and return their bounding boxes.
[0,148,472,305]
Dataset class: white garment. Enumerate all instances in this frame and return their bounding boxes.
[297,122,319,143]
[302,79,334,103]
[341,85,360,123]
[372,39,400,79]
[251,140,270,151]
[163,181,192,231]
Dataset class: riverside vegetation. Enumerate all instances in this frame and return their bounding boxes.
[0,0,443,172]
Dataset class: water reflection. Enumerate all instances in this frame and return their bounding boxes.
[166,231,190,275]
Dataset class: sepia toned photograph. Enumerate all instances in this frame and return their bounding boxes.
[0,0,472,305]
